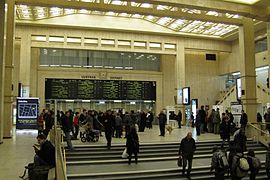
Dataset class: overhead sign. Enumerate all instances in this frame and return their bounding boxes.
[16,97,39,129]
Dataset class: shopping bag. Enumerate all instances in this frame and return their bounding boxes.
[121,148,128,158]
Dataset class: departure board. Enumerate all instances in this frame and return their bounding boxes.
[45,79,156,100]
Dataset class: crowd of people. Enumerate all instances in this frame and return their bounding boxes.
[35,106,270,179]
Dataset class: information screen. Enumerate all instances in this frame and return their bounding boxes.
[16,97,39,129]
[182,87,190,105]
[45,79,156,100]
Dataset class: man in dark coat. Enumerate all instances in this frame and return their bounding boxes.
[158,110,167,136]
[61,111,74,151]
[264,108,270,133]
[179,132,196,179]
[220,113,230,143]
[240,110,248,130]
[104,110,114,149]
[199,106,206,133]
[177,110,182,128]
[34,134,55,166]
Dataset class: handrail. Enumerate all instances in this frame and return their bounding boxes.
[217,85,235,105]
[247,122,270,147]
[55,126,68,180]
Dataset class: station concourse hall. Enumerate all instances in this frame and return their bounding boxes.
[0,0,270,179]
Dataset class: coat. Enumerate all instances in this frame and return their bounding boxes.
[36,140,55,166]
[220,121,230,139]
[179,137,196,159]
[126,132,139,154]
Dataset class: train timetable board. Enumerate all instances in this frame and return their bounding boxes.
[45,79,156,100]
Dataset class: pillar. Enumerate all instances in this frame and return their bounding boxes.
[267,23,270,99]
[0,0,6,143]
[238,17,257,123]
[4,0,15,138]
[175,40,186,124]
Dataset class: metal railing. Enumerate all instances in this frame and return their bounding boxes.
[247,122,270,146]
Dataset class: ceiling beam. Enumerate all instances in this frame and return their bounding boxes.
[15,0,243,25]
[128,0,269,22]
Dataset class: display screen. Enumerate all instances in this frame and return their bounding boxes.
[45,79,156,100]
[236,78,241,100]
[182,87,190,105]
[16,97,39,129]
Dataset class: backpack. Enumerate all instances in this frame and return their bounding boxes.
[20,163,50,180]
[235,155,249,178]
[251,157,261,170]
[218,151,229,169]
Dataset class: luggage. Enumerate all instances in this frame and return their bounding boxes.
[121,148,128,158]
[20,163,50,180]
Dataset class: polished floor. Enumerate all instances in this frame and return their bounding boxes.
[0,125,221,179]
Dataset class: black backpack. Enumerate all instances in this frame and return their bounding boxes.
[20,163,50,180]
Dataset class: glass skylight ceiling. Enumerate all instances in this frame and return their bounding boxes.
[15,1,241,37]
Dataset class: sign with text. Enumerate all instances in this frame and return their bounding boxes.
[16,97,39,129]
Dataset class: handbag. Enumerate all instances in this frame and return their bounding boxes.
[177,156,182,167]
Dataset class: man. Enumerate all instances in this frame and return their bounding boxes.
[177,110,182,128]
[210,145,227,180]
[199,106,206,133]
[34,134,55,167]
[158,110,167,136]
[61,111,74,151]
[233,128,247,153]
[104,110,114,149]
[179,132,196,179]
[240,110,248,130]
[213,108,221,134]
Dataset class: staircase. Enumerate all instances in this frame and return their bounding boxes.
[66,140,267,180]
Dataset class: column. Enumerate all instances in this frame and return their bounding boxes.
[4,0,15,138]
[267,23,270,95]
[238,17,257,123]
[175,40,186,124]
[0,0,6,143]
[19,33,31,96]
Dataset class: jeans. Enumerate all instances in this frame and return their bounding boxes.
[200,124,204,133]
[64,131,74,150]
[105,131,112,149]
[159,124,165,136]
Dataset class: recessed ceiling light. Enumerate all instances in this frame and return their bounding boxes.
[223,0,260,5]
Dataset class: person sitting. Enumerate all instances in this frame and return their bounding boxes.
[34,134,55,167]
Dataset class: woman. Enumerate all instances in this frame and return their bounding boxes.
[220,113,230,144]
[126,126,139,164]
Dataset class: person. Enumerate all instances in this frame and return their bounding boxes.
[256,112,262,123]
[266,143,270,179]
[195,110,201,136]
[210,145,227,180]
[138,111,147,132]
[73,112,80,139]
[158,110,167,136]
[264,108,270,133]
[190,112,194,128]
[178,132,196,179]
[34,134,55,167]
[115,113,123,138]
[247,149,260,180]
[220,113,230,144]
[199,106,206,133]
[240,110,248,130]
[177,110,182,128]
[126,126,139,164]
[213,108,221,134]
[37,112,45,135]
[104,110,114,149]
[207,109,214,133]
[233,128,247,153]
[231,147,248,180]
[61,111,74,151]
